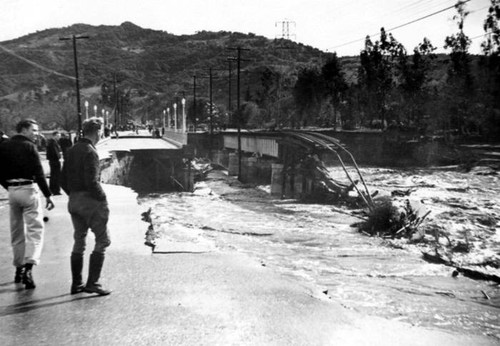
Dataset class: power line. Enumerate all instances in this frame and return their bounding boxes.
[0,43,75,80]
[328,0,471,51]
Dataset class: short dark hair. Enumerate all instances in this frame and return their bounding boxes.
[16,119,38,133]
[82,117,103,136]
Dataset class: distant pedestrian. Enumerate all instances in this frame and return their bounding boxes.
[0,119,55,289]
[59,132,73,161]
[46,131,62,195]
[61,117,111,296]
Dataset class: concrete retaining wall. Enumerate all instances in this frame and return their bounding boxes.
[99,150,194,193]
[100,151,133,186]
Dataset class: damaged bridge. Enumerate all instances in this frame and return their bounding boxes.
[97,135,194,193]
[216,130,375,207]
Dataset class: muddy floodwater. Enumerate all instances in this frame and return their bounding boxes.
[141,166,499,340]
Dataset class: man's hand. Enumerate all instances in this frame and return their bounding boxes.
[46,197,55,210]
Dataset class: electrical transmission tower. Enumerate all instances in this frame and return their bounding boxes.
[275,19,296,40]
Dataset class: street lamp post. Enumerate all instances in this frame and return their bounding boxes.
[173,103,178,132]
[102,109,105,126]
[163,110,166,129]
[181,98,186,133]
[167,107,171,130]
[84,100,89,120]
[94,105,97,117]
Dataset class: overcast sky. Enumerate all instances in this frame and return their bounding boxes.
[0,0,492,56]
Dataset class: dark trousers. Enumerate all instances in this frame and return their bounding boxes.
[49,160,61,194]
[68,192,111,255]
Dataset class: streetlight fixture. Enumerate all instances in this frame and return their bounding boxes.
[84,100,89,119]
[94,105,97,117]
[173,103,178,132]
[167,107,171,130]
[181,98,186,133]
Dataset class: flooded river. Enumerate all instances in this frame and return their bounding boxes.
[141,166,498,340]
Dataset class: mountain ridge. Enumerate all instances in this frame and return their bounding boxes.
[0,21,325,98]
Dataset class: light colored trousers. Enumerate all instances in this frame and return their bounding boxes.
[8,184,44,267]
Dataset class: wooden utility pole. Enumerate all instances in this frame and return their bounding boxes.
[193,75,197,131]
[113,74,118,131]
[227,59,232,123]
[59,34,89,136]
[227,47,250,180]
[209,67,213,136]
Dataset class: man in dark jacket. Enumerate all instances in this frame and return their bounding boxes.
[0,119,55,289]
[46,131,62,195]
[59,132,73,161]
[61,117,111,296]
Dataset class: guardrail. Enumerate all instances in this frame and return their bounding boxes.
[222,132,279,158]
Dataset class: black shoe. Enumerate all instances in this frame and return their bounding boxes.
[23,270,36,289]
[14,267,24,283]
[84,283,111,296]
[71,284,85,294]
[84,253,111,296]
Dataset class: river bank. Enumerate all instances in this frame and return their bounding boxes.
[141,166,499,340]
[3,185,497,345]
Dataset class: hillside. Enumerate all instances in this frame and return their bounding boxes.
[1,21,497,140]
[0,22,325,102]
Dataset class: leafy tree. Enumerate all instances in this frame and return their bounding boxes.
[186,97,208,129]
[256,65,296,128]
[256,67,279,123]
[358,28,406,127]
[292,65,324,128]
[444,1,473,81]
[397,38,436,127]
[321,54,348,128]
[481,0,500,55]
[479,0,500,139]
[241,101,262,128]
[443,0,474,137]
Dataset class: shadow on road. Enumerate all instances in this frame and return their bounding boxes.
[0,293,103,317]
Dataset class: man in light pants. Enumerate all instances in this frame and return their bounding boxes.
[0,119,55,289]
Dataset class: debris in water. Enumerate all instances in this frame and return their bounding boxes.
[141,208,157,251]
[359,196,430,239]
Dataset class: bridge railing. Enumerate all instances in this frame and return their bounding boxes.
[163,130,188,145]
[222,132,279,158]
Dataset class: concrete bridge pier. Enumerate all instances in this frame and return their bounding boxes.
[240,156,258,183]
[182,166,194,192]
[294,172,304,198]
[271,163,284,197]
[228,152,239,176]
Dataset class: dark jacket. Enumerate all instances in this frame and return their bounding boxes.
[61,138,106,201]
[59,136,73,160]
[46,137,62,161]
[0,135,52,197]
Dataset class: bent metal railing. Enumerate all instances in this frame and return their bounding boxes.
[280,131,374,212]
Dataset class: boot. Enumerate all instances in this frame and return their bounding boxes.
[23,263,36,289]
[70,252,85,294]
[15,266,25,283]
[84,252,111,296]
